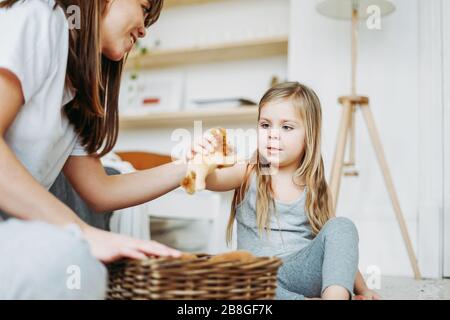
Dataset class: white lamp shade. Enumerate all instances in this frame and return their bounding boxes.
[316,0,396,20]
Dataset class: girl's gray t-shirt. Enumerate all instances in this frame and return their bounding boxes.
[236,174,314,258]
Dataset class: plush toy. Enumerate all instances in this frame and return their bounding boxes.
[179,251,256,264]
[179,253,198,260]
[209,251,256,263]
[181,128,236,194]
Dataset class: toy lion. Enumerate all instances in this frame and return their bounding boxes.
[181,128,236,194]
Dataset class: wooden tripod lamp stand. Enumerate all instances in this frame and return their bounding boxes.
[316,0,421,279]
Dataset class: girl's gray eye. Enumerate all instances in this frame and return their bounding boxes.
[260,123,270,129]
[142,5,151,17]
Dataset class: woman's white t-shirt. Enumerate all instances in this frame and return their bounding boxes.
[0,0,88,190]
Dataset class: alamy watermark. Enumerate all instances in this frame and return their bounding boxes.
[366,5,382,30]
[66,265,81,290]
[66,5,81,30]
[365,265,382,290]
[65,4,383,31]
[170,122,281,175]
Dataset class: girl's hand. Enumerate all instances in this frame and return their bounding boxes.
[353,289,382,300]
[83,226,181,263]
[188,129,235,162]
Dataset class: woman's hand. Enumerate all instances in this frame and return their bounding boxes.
[83,226,181,263]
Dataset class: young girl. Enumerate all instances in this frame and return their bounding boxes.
[200,82,381,300]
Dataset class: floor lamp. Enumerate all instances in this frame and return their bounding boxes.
[316,0,421,279]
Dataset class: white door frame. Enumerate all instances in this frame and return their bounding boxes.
[443,0,450,278]
[417,0,445,279]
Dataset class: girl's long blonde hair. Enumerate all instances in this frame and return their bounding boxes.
[226,82,333,244]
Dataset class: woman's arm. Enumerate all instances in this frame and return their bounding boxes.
[63,155,188,212]
[0,69,83,227]
[64,128,248,211]
[0,69,180,262]
[63,152,248,211]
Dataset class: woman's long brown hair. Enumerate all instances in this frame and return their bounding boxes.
[0,0,163,157]
[226,82,334,245]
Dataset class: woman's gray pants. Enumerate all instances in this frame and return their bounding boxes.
[276,217,360,300]
[0,170,116,300]
[0,219,107,299]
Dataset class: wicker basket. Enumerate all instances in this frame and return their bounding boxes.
[107,253,282,300]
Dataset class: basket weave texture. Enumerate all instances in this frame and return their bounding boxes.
[107,253,283,300]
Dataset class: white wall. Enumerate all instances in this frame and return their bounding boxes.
[289,0,421,277]
[443,0,450,278]
[119,0,289,115]
[416,0,446,279]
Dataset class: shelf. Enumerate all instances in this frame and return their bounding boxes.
[125,37,288,70]
[119,106,258,129]
[164,0,224,8]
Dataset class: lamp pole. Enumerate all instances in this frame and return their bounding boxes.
[351,4,358,96]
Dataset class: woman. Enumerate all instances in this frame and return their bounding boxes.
[0,0,197,299]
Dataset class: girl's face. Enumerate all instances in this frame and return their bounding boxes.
[101,0,151,61]
[258,99,306,169]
